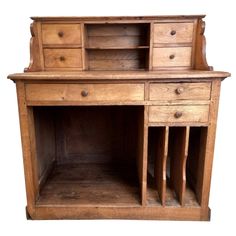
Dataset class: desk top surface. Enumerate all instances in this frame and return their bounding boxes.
[8,70,230,81]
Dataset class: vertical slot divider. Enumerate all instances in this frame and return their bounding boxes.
[137,106,148,206]
[170,126,190,206]
[154,126,169,206]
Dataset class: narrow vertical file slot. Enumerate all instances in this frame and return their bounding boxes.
[154,126,169,206]
[169,127,190,206]
[147,126,168,206]
[187,127,207,205]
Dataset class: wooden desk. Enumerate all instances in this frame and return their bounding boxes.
[8,15,230,220]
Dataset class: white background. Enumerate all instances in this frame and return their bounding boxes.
[0,0,235,235]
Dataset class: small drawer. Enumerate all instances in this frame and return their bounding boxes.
[153,47,192,68]
[25,83,145,102]
[44,49,82,69]
[149,82,211,101]
[149,105,209,123]
[42,24,82,45]
[153,23,194,44]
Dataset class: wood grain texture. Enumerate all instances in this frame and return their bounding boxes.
[42,24,81,45]
[25,83,145,102]
[16,82,39,215]
[149,82,211,101]
[32,205,206,220]
[8,71,230,81]
[37,163,140,206]
[9,15,230,221]
[197,79,221,210]
[169,127,190,206]
[194,19,212,70]
[149,105,209,123]
[154,127,169,206]
[31,15,206,22]
[33,107,56,182]
[153,23,194,44]
[25,22,44,72]
[44,48,82,69]
[153,47,192,68]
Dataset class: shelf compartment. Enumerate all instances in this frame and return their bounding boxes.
[147,127,169,206]
[87,49,149,70]
[85,23,150,48]
[187,127,208,204]
[33,106,145,206]
[84,23,150,70]
[147,126,206,207]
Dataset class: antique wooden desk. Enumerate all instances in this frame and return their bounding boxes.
[8,15,230,220]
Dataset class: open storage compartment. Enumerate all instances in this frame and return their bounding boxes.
[33,106,144,206]
[147,126,207,207]
[84,23,150,70]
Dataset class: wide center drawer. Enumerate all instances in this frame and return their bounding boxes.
[149,105,209,123]
[25,83,145,102]
[149,82,211,100]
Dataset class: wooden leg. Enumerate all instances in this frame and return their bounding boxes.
[16,81,39,213]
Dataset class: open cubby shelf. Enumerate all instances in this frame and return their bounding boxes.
[34,106,144,206]
[84,23,150,70]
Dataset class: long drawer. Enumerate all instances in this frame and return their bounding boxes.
[25,83,145,102]
[149,105,209,123]
[149,82,211,101]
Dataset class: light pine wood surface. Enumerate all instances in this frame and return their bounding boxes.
[8,15,230,220]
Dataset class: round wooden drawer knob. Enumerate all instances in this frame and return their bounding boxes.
[174,111,183,119]
[175,87,184,95]
[81,90,89,97]
[169,54,175,60]
[59,56,65,61]
[58,31,64,37]
[170,30,176,36]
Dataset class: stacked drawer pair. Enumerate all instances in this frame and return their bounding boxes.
[148,82,211,124]
[42,24,83,70]
[152,22,195,69]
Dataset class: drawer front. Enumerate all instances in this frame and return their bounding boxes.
[153,23,194,44]
[149,82,211,101]
[42,24,82,45]
[44,49,82,69]
[153,47,192,67]
[25,84,145,102]
[149,105,209,123]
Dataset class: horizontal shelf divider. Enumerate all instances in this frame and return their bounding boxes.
[43,44,82,49]
[85,46,150,49]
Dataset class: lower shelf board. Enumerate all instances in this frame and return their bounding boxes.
[32,163,207,220]
[37,163,140,206]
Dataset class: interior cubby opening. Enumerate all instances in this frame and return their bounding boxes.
[33,106,144,206]
[147,126,207,207]
[84,23,150,70]
[85,23,150,48]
